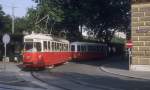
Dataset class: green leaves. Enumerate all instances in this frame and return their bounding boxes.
[27,0,130,42]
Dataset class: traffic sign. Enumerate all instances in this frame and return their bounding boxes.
[2,34,10,44]
[126,40,133,48]
[2,33,10,71]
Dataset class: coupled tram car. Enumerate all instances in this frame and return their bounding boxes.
[23,33,107,69]
[71,42,107,60]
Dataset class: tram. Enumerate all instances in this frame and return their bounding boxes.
[23,33,71,68]
[70,42,107,60]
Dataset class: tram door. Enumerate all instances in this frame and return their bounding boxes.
[71,45,76,59]
[42,41,49,65]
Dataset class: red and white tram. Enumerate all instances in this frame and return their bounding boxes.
[70,42,107,60]
[23,33,71,68]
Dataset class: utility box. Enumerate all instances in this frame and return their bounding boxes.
[3,57,9,62]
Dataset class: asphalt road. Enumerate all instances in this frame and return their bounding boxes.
[32,57,150,90]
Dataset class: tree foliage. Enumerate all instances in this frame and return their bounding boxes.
[29,0,130,42]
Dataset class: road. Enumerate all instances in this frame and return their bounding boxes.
[1,57,150,90]
[32,57,150,90]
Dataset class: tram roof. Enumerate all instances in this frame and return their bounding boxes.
[24,33,69,43]
[70,42,107,46]
[24,33,53,40]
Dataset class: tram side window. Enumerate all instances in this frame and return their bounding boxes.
[59,43,61,51]
[81,45,86,52]
[36,42,41,52]
[48,42,51,51]
[63,44,67,51]
[101,46,105,52]
[96,45,99,52]
[52,42,55,51]
[61,44,64,51]
[56,43,59,51]
[64,44,68,51]
[88,46,92,52]
[71,45,75,51]
[98,46,101,52]
[25,42,33,51]
[88,45,96,52]
[43,41,48,51]
[77,45,80,52]
[54,42,57,51]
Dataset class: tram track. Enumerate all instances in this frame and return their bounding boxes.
[31,71,71,90]
[31,71,123,90]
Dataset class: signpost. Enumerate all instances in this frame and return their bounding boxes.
[126,40,133,70]
[2,34,10,71]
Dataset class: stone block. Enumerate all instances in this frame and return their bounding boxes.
[132,57,139,65]
[132,12,144,17]
[139,46,150,51]
[132,27,139,31]
[139,58,150,65]
[140,7,150,12]
[145,12,150,16]
[132,8,138,12]
[132,36,139,41]
[145,41,150,46]
[145,21,150,25]
[140,17,150,21]
[133,41,144,46]
[132,17,138,22]
[145,32,150,35]
[132,22,144,27]
[132,31,145,36]
[132,51,145,56]
[139,36,150,41]
[132,46,139,51]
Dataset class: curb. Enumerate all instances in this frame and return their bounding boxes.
[0,71,25,84]
[0,77,25,84]
[99,65,150,80]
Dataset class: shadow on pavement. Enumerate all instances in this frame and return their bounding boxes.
[71,56,129,70]
[35,71,150,90]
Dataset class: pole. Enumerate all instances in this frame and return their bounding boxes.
[12,6,15,34]
[4,43,6,71]
[128,48,131,70]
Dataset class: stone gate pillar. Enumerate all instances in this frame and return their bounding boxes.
[131,3,150,71]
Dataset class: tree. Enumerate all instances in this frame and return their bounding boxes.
[0,5,12,33]
[30,0,130,42]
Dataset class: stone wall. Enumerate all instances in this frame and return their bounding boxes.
[131,3,150,71]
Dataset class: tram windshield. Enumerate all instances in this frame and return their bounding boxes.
[24,42,41,52]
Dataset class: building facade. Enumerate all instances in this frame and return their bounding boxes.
[131,2,150,71]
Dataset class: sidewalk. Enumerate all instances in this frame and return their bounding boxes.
[0,62,24,84]
[100,56,150,80]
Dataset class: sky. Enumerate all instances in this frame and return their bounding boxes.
[0,0,37,17]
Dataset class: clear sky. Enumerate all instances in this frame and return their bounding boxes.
[0,0,37,17]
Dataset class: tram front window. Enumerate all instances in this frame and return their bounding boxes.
[24,42,41,52]
[24,42,34,52]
